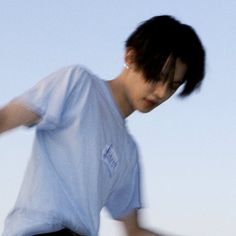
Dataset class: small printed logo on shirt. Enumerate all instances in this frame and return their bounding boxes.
[102,144,119,176]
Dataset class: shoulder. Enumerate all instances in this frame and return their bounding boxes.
[43,64,100,91]
[61,64,101,83]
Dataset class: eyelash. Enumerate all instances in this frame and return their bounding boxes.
[159,72,183,90]
[170,82,182,90]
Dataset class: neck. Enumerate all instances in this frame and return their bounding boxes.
[107,72,134,119]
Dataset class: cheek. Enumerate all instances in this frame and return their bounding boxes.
[143,83,156,95]
[139,88,152,101]
[134,84,150,98]
[131,77,156,100]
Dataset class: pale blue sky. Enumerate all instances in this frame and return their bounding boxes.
[0,1,236,235]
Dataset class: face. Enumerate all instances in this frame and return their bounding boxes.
[124,57,188,113]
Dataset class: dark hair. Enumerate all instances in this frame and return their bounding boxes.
[125,15,206,96]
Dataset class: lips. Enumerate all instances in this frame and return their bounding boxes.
[144,98,157,107]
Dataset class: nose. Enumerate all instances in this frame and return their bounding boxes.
[153,82,169,101]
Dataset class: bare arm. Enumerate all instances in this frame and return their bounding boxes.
[0,101,40,134]
[121,210,165,236]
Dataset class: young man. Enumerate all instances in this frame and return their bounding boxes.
[0,15,205,236]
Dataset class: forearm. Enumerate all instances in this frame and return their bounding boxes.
[128,227,164,236]
[0,102,40,135]
[121,210,167,236]
[0,107,16,134]
[0,108,7,134]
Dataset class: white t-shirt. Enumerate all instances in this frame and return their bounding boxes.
[3,65,142,236]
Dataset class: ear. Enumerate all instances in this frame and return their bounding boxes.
[124,48,136,68]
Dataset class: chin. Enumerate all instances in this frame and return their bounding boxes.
[137,107,154,113]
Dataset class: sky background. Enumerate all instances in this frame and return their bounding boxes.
[0,1,235,235]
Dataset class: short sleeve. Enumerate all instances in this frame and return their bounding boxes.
[12,65,83,130]
[105,163,142,220]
